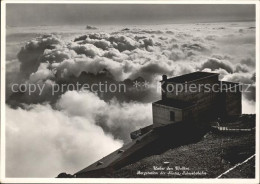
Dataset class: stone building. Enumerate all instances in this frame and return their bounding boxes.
[153,71,242,128]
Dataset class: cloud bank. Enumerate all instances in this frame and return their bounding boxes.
[6,22,256,177]
[6,90,152,177]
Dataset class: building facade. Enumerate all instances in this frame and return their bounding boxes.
[153,72,242,128]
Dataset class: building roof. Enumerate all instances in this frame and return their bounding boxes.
[165,71,219,83]
[153,99,194,109]
[75,128,158,176]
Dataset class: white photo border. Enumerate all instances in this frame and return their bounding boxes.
[1,0,259,183]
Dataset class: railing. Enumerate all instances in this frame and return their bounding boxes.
[211,126,255,133]
[216,154,255,178]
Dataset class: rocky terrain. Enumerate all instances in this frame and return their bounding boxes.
[110,114,255,178]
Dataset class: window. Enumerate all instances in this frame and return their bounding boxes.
[170,111,175,121]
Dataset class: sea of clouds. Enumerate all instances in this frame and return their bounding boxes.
[5,22,256,177]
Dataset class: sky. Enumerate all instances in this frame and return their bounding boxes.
[6,4,255,26]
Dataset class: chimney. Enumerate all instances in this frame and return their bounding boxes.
[162,75,167,81]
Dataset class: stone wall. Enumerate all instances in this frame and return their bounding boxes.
[221,82,242,117]
[152,103,183,128]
